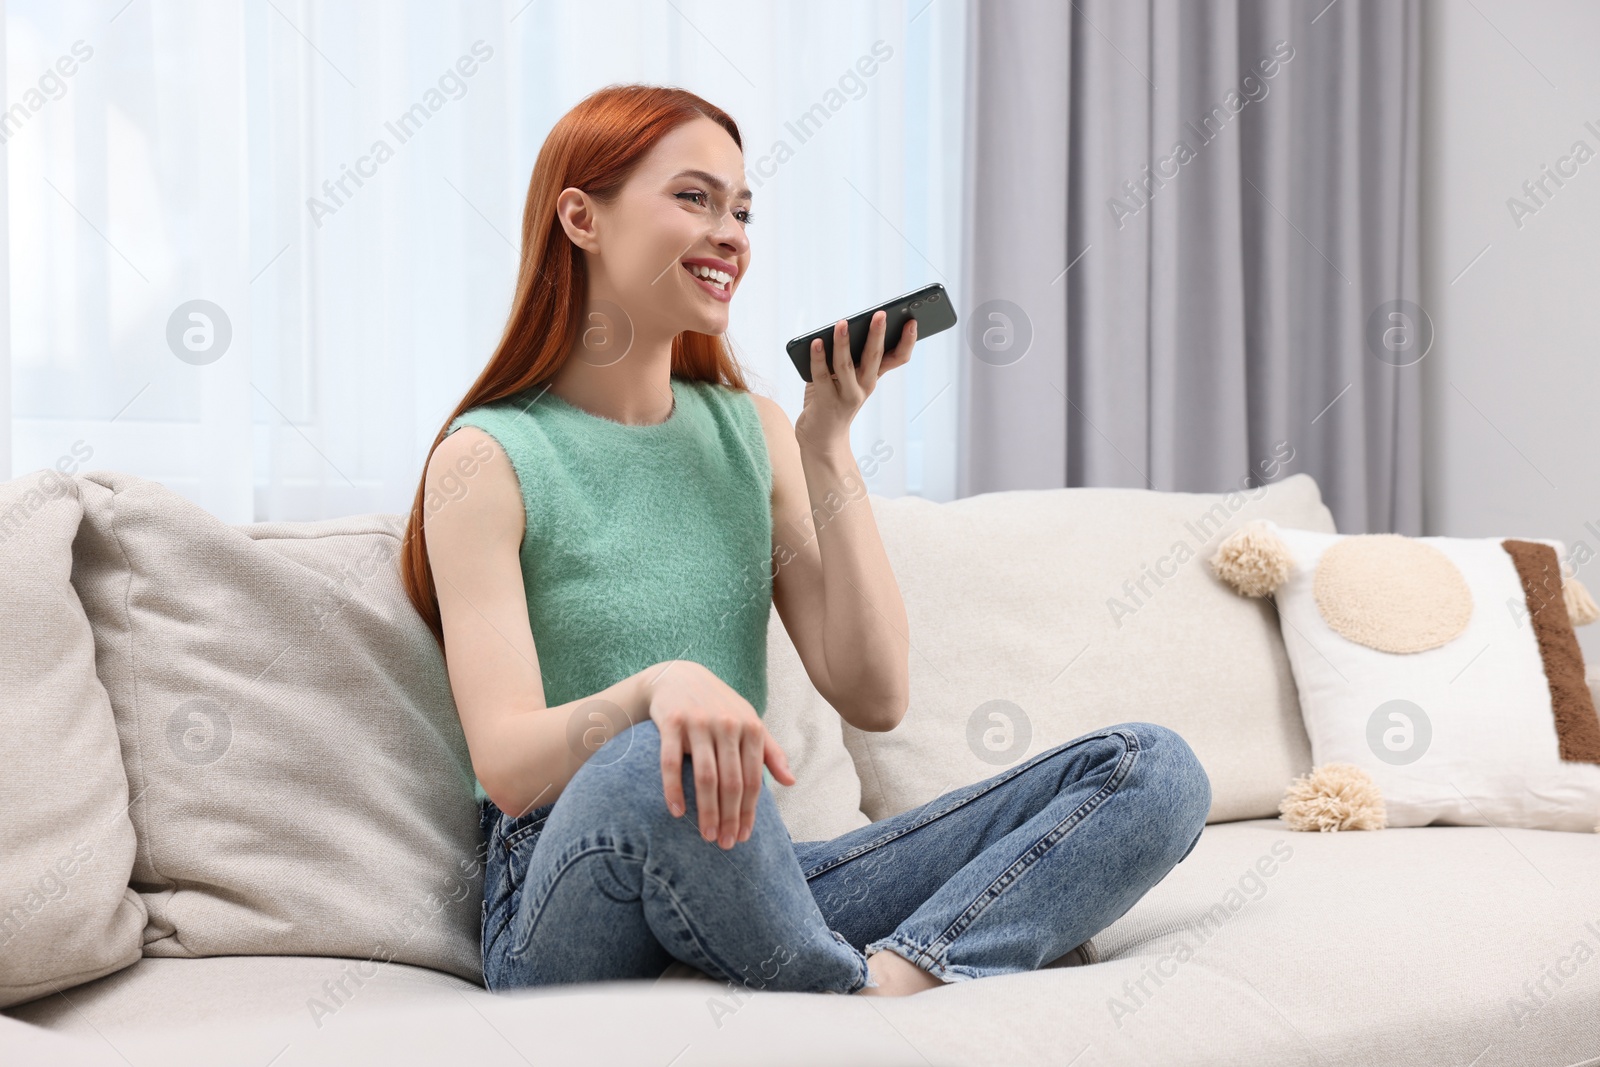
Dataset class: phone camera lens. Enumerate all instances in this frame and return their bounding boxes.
[928,292,940,301]
[911,300,922,309]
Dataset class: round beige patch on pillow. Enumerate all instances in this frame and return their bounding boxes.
[1313,535,1473,653]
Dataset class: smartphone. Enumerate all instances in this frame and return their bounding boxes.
[786,282,958,383]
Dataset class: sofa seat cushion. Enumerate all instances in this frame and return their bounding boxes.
[10,819,1596,1066]
[1,956,478,1064]
[2,954,476,1033]
[843,473,1337,825]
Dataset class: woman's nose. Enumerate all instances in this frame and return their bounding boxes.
[711,209,749,254]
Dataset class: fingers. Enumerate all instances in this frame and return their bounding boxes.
[858,310,888,391]
[713,726,743,849]
[737,726,763,843]
[829,319,847,380]
[688,721,720,842]
[882,316,917,375]
[764,728,797,786]
[659,715,687,818]
[830,319,861,399]
[808,334,829,385]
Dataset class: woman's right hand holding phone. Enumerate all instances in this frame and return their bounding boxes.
[646,659,795,849]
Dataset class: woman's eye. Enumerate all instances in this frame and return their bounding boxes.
[677,191,752,225]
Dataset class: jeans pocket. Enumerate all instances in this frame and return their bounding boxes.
[502,802,557,851]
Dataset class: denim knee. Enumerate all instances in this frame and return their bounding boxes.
[1118,722,1212,853]
[561,718,748,835]
[557,718,670,824]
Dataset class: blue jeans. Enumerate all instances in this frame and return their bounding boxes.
[480,718,1211,994]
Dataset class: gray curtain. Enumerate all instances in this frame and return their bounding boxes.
[958,0,1422,535]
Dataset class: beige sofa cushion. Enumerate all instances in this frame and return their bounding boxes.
[12,820,1600,1066]
[842,473,1336,824]
[68,471,483,984]
[0,469,145,1008]
[762,603,872,842]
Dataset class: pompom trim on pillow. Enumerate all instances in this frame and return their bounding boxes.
[1209,520,1292,597]
[1279,763,1387,832]
[1210,523,1600,625]
[1564,574,1599,627]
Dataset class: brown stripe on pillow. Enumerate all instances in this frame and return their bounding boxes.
[1502,539,1600,764]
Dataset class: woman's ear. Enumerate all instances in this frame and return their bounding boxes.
[554,187,601,254]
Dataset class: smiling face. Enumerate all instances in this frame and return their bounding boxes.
[561,115,752,342]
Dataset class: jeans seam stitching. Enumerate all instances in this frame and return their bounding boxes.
[503,809,555,850]
[637,865,752,987]
[800,755,1053,879]
[800,726,1129,881]
[922,727,1142,957]
[482,863,508,958]
[506,842,619,961]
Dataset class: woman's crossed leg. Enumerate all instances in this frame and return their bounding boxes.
[480,718,1210,994]
[795,721,1211,985]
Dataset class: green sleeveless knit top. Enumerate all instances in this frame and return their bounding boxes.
[445,376,775,806]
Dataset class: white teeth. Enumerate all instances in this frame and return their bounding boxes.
[686,264,731,290]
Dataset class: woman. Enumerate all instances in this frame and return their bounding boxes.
[400,84,1211,997]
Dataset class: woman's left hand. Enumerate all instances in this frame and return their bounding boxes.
[795,310,916,450]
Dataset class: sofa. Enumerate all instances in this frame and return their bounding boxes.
[3,465,1597,1067]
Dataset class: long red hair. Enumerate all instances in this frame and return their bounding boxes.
[399,84,752,646]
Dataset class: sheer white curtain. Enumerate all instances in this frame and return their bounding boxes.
[3,0,967,522]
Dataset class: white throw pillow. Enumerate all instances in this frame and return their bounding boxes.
[1224,520,1600,832]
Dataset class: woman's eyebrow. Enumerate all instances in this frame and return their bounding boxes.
[670,168,752,202]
